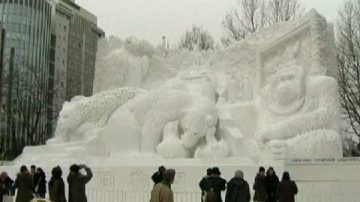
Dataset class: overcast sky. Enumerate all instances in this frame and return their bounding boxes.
[76,0,344,45]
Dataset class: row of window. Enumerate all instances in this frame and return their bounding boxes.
[0,0,51,11]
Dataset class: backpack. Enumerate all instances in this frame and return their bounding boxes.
[205,188,218,202]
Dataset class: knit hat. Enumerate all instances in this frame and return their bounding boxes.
[163,169,176,182]
[212,167,221,175]
[234,170,244,179]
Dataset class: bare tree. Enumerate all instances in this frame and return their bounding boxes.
[268,0,302,24]
[222,0,267,45]
[337,0,360,156]
[222,0,302,46]
[0,58,51,160]
[179,25,214,51]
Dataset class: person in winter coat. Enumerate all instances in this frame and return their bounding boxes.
[225,170,251,202]
[49,166,67,202]
[0,172,15,202]
[14,165,34,202]
[277,172,298,202]
[151,166,166,185]
[199,168,212,202]
[150,169,176,202]
[253,167,267,202]
[265,167,279,202]
[206,167,227,202]
[34,167,47,198]
[67,164,93,202]
[30,165,37,186]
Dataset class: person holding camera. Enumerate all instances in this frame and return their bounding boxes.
[67,164,93,202]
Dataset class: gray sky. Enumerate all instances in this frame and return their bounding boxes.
[76,0,344,45]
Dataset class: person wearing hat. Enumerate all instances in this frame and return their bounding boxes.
[225,170,250,202]
[150,169,176,202]
[67,164,93,202]
[206,167,227,202]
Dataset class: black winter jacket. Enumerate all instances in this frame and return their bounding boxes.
[207,176,227,202]
[225,178,250,202]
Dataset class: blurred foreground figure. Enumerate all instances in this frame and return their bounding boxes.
[49,166,67,202]
[67,164,93,202]
[277,172,298,202]
[14,165,34,202]
[150,169,176,202]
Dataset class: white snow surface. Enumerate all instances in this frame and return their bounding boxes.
[16,10,343,166]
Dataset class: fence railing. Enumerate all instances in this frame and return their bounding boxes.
[86,182,360,202]
[86,189,202,202]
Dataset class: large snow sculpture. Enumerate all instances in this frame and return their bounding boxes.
[18,10,343,163]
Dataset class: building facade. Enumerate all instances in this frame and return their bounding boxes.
[47,0,104,138]
[0,0,52,158]
[53,0,104,101]
[49,0,104,122]
[0,0,104,159]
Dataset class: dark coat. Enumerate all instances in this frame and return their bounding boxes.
[265,174,279,202]
[32,173,40,189]
[151,172,163,185]
[14,172,34,202]
[277,180,298,202]
[199,176,212,192]
[199,176,212,202]
[1,176,15,195]
[207,175,227,202]
[253,174,266,202]
[225,178,251,202]
[35,171,47,195]
[67,167,93,202]
[49,178,67,202]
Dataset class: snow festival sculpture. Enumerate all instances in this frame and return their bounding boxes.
[257,56,342,160]
[18,10,343,163]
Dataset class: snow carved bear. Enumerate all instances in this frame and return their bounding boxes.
[101,88,219,154]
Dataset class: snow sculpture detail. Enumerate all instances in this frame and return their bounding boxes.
[48,88,142,144]
[257,63,342,160]
[18,10,342,163]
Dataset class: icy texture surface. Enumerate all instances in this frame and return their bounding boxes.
[17,10,342,164]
